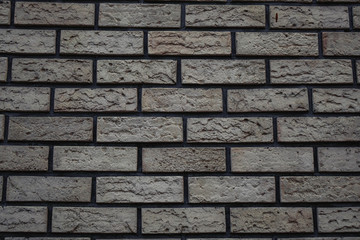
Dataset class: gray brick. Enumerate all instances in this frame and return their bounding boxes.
[0,1,10,25]
[318,147,360,172]
[354,7,360,29]
[0,114,4,140]
[323,32,360,56]
[318,208,360,232]
[313,89,360,113]
[0,57,7,82]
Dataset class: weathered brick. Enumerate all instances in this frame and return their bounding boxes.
[189,177,275,203]
[318,208,360,232]
[313,89,360,113]
[97,176,183,203]
[7,176,92,202]
[354,7,360,29]
[142,88,222,112]
[182,60,265,85]
[0,114,4,140]
[12,59,92,83]
[55,88,137,112]
[9,117,93,142]
[0,206,47,232]
[228,88,308,112]
[323,32,360,56]
[186,5,265,27]
[278,117,360,142]
[236,32,318,56]
[61,31,143,55]
[281,176,360,202]
[97,117,182,142]
[97,60,176,84]
[358,61,360,83]
[231,147,313,172]
[270,6,349,29]
[142,208,225,233]
[0,30,55,54]
[0,1,10,25]
[187,118,273,143]
[0,146,48,171]
[100,4,180,28]
[0,177,2,200]
[0,57,7,82]
[52,207,137,233]
[271,60,353,84]
[318,147,360,172]
[142,147,226,172]
[231,208,313,233]
[15,2,94,26]
[53,146,137,172]
[149,31,231,55]
[0,87,50,111]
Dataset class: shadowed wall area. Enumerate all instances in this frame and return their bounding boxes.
[0,0,359,239]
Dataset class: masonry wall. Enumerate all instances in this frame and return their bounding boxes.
[0,0,359,239]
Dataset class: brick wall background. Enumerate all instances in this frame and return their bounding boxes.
[0,0,359,239]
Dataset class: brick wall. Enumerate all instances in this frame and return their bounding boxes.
[0,0,359,239]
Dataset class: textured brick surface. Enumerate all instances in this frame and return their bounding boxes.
[231,208,313,233]
[0,1,10,25]
[12,59,93,83]
[189,177,275,203]
[142,147,226,172]
[97,60,176,84]
[231,147,313,172]
[142,208,226,233]
[313,89,360,113]
[0,207,47,232]
[318,147,360,172]
[100,4,180,28]
[354,7,360,29]
[149,31,231,55]
[7,176,92,202]
[323,32,360,56]
[318,208,360,232]
[97,176,183,203]
[186,5,265,27]
[0,114,4,140]
[236,32,318,56]
[0,57,7,82]
[142,88,222,112]
[15,2,94,26]
[53,146,137,172]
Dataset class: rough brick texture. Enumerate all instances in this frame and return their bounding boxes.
[1,0,359,238]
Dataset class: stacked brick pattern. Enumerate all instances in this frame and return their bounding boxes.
[0,0,359,239]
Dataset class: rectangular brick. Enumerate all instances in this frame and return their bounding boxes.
[270,60,353,84]
[97,60,176,84]
[9,117,93,142]
[318,147,360,172]
[149,31,231,55]
[97,117,182,142]
[53,146,137,172]
[0,146,48,171]
[0,177,2,200]
[0,30,55,54]
[142,88,222,112]
[318,208,360,232]
[358,61,360,83]
[55,88,137,112]
[270,6,349,29]
[97,176,183,203]
[6,238,90,240]
[0,206,47,232]
[323,32,360,56]
[100,4,180,28]
[0,114,4,140]
[278,117,360,142]
[52,207,137,233]
[142,147,226,172]
[313,89,360,113]
[228,88,308,112]
[142,208,225,233]
[281,176,360,202]
[187,118,273,143]
[182,60,265,85]
[0,1,10,25]
[231,147,313,172]
[354,7,360,29]
[0,57,7,82]
[7,176,92,202]
[61,31,143,55]
[189,177,275,203]
[231,208,313,233]
[12,59,92,83]
[237,32,318,56]
[186,5,265,27]
[0,87,50,111]
[15,2,94,26]
[318,0,359,2]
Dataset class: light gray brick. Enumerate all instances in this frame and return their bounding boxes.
[318,147,360,172]
[354,7,360,29]
[0,1,10,25]
[313,89,360,113]
[0,57,7,82]
[0,114,4,140]
[323,32,360,56]
[318,208,360,232]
